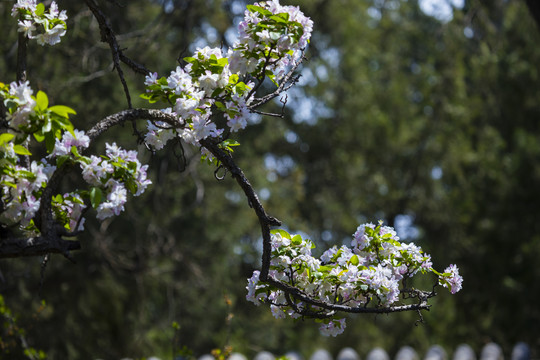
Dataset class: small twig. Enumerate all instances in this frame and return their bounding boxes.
[84,0,151,107]
[250,54,306,108]
[250,109,284,118]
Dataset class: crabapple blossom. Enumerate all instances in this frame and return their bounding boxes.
[49,130,90,157]
[11,0,37,16]
[53,193,87,232]
[141,0,311,156]
[35,24,66,46]
[246,270,267,305]
[0,159,55,233]
[11,0,68,46]
[440,264,463,294]
[96,180,128,220]
[247,223,462,336]
[144,120,176,151]
[5,80,36,128]
[319,318,347,337]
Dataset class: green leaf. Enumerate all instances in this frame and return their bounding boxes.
[53,114,74,133]
[1,181,17,188]
[49,105,76,118]
[56,155,70,167]
[33,132,45,142]
[246,5,272,16]
[157,77,169,86]
[228,74,239,85]
[0,133,14,145]
[350,254,359,266]
[90,187,103,209]
[139,93,157,103]
[35,3,45,16]
[125,178,138,194]
[18,170,36,180]
[127,161,138,172]
[270,229,291,239]
[13,145,32,155]
[35,91,49,111]
[70,146,82,158]
[45,132,56,153]
[235,82,247,93]
[217,57,228,67]
[291,234,303,245]
[269,14,288,23]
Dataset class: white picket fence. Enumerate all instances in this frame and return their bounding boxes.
[197,342,532,360]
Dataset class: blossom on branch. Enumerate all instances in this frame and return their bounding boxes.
[141,0,312,156]
[12,0,67,46]
[247,223,462,336]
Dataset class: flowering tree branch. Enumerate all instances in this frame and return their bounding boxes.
[1,0,463,337]
[0,109,180,260]
[200,138,434,324]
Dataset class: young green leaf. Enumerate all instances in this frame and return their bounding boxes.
[49,105,76,118]
[13,145,32,155]
[35,3,45,16]
[0,133,14,145]
[90,187,103,209]
[35,91,49,111]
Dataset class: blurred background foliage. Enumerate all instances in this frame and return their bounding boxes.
[1,0,540,358]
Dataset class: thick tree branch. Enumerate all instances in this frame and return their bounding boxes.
[0,235,81,259]
[86,108,182,141]
[199,138,281,281]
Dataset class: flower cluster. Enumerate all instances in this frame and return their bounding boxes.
[3,80,36,129]
[52,192,86,232]
[141,0,312,157]
[141,47,254,150]
[79,143,152,220]
[439,264,463,294]
[1,81,151,235]
[246,223,462,336]
[231,0,313,79]
[0,155,55,234]
[11,0,67,46]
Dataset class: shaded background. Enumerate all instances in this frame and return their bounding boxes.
[1,0,539,358]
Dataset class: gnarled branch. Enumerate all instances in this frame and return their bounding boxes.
[199,138,281,280]
[200,137,433,316]
[0,235,81,259]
